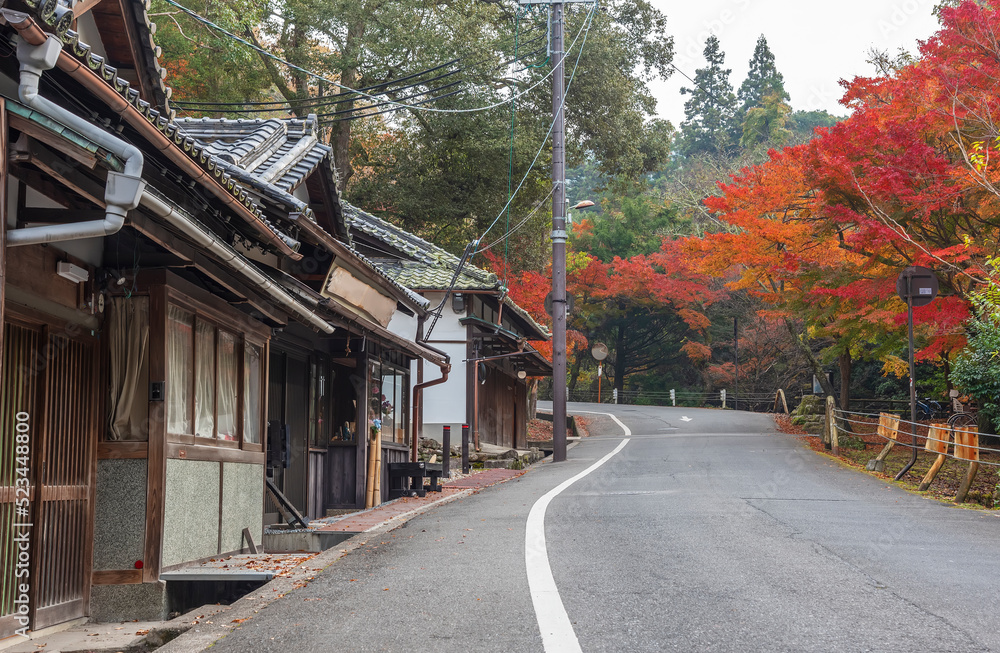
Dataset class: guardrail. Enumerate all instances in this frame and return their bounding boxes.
[827,403,992,503]
[542,387,798,413]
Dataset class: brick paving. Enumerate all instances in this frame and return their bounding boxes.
[316,467,528,533]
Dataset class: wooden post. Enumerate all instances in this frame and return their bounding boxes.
[917,423,950,491]
[954,426,980,504]
[365,429,377,508]
[822,396,832,450]
[826,395,839,457]
[866,413,900,472]
[144,287,167,582]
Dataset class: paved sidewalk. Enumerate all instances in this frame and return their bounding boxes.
[0,466,530,653]
[317,468,527,532]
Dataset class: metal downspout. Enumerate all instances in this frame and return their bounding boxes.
[411,316,452,462]
[7,34,145,247]
[2,11,303,260]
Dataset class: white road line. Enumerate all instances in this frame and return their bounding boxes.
[525,437,630,652]
[569,410,632,436]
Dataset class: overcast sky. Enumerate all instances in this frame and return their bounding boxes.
[645,0,943,127]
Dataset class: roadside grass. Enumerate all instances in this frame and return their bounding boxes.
[775,414,1000,510]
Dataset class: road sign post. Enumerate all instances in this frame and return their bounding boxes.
[894,266,938,480]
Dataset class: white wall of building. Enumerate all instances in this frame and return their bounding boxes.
[387,307,418,341]
[414,292,469,442]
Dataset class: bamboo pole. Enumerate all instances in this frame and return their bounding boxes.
[372,434,382,507]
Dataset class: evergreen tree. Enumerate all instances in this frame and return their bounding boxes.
[737,35,789,117]
[678,36,739,157]
[740,90,792,148]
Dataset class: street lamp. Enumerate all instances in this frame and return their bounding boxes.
[567,200,595,227]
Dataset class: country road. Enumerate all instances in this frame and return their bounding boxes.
[203,404,1000,652]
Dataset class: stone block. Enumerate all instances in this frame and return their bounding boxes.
[89,581,168,622]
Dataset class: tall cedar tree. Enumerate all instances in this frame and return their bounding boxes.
[736,35,788,116]
[678,36,739,157]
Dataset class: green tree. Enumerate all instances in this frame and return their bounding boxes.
[152,0,273,108]
[678,36,739,157]
[740,90,792,148]
[736,35,788,116]
[952,277,1000,432]
[348,1,676,264]
[570,194,681,263]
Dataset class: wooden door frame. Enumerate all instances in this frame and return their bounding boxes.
[2,305,99,633]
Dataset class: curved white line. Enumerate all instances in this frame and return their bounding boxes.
[569,410,632,436]
[526,438,630,652]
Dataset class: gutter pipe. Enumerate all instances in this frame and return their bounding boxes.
[139,189,335,335]
[7,34,145,246]
[3,12,302,260]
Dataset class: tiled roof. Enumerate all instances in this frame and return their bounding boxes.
[343,203,499,291]
[4,1,296,251]
[343,203,549,340]
[174,116,348,242]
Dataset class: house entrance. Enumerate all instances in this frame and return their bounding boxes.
[0,317,97,638]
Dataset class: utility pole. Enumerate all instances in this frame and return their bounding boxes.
[550,0,568,462]
[520,0,590,462]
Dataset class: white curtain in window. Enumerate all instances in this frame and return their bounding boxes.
[167,305,193,435]
[195,320,215,438]
[108,297,149,440]
[217,331,239,440]
[244,343,262,444]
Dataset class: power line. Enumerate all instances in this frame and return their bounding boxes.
[159,0,592,116]
[476,1,597,243]
[476,184,557,254]
[173,59,462,109]
[172,37,549,120]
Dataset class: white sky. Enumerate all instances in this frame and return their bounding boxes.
[645,0,943,127]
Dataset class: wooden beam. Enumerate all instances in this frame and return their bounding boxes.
[9,165,80,212]
[92,569,142,585]
[97,441,148,459]
[73,0,106,18]
[20,208,107,224]
[143,288,166,583]
[129,212,289,326]
[19,136,106,207]
[9,114,99,169]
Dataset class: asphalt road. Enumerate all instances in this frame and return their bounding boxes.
[209,404,1000,652]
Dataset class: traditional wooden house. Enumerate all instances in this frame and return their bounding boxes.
[173,116,447,519]
[0,0,444,636]
[344,204,551,449]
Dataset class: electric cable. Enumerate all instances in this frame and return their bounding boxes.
[170,29,548,112]
[475,1,597,243]
[171,40,549,118]
[476,184,557,254]
[159,0,595,115]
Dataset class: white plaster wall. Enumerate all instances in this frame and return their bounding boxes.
[396,293,470,440]
[387,308,418,341]
[418,342,468,439]
[75,13,108,58]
